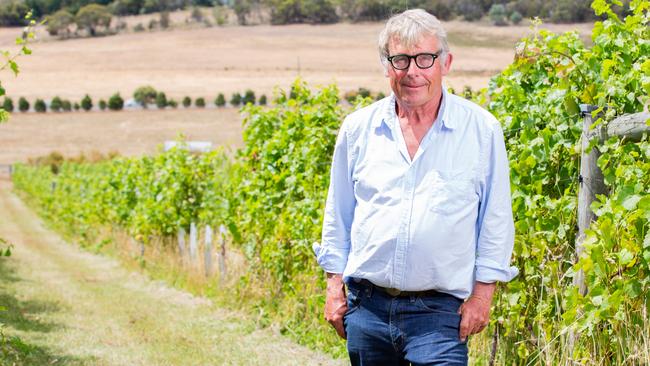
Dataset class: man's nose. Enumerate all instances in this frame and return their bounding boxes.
[406,59,420,75]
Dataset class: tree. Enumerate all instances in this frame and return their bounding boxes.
[214,93,225,107]
[62,99,72,111]
[258,94,267,105]
[0,0,29,26]
[168,99,178,108]
[50,96,63,111]
[99,99,107,110]
[195,97,205,107]
[34,98,46,112]
[190,7,203,22]
[108,93,124,110]
[242,89,255,105]
[75,4,112,37]
[2,98,13,112]
[81,94,93,111]
[182,96,191,107]
[155,91,167,108]
[133,85,157,108]
[488,4,507,26]
[45,9,74,37]
[73,102,80,111]
[230,92,241,106]
[18,97,29,112]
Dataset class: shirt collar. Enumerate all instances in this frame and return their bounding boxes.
[375,86,455,130]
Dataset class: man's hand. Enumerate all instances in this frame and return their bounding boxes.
[325,273,347,339]
[458,281,496,342]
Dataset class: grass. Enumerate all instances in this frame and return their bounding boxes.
[0,181,344,365]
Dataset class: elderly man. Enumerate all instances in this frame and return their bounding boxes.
[312,8,517,365]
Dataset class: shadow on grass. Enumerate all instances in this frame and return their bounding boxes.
[0,258,95,365]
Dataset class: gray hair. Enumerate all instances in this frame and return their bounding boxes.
[378,9,449,66]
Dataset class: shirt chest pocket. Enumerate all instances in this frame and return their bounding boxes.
[427,169,477,215]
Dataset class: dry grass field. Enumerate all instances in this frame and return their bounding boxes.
[0,14,592,164]
[0,108,242,163]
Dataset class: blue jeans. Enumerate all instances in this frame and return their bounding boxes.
[344,280,468,366]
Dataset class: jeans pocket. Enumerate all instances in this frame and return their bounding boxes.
[345,287,362,316]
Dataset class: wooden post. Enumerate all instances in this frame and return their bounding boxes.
[218,224,227,280]
[574,104,606,296]
[178,226,186,259]
[204,225,213,277]
[189,222,197,263]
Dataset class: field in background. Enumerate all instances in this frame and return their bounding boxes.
[0,17,592,164]
[0,108,242,163]
[0,17,593,101]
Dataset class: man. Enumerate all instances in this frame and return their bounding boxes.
[312,9,518,365]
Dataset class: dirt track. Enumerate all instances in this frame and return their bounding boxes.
[0,179,344,365]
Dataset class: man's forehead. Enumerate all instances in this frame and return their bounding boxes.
[388,35,439,52]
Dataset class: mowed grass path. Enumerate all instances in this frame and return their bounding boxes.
[0,180,344,366]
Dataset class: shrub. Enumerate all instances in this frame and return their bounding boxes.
[214,93,226,107]
[3,97,14,113]
[489,4,508,26]
[242,89,256,105]
[45,9,74,37]
[108,93,124,110]
[73,102,80,111]
[182,96,192,107]
[18,97,29,112]
[0,0,29,27]
[62,100,72,112]
[34,99,46,113]
[190,7,203,22]
[195,97,206,107]
[455,0,483,21]
[168,99,178,108]
[81,94,93,111]
[148,18,158,30]
[50,96,63,112]
[155,92,167,108]
[133,23,145,32]
[230,92,241,106]
[213,6,227,26]
[375,91,386,100]
[133,85,157,108]
[160,11,170,28]
[509,10,523,25]
[258,94,267,105]
[99,99,107,110]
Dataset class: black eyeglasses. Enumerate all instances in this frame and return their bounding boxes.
[386,52,440,70]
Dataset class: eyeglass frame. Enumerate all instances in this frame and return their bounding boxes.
[386,52,441,70]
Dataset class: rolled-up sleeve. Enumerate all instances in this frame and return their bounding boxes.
[313,118,356,274]
[475,121,518,283]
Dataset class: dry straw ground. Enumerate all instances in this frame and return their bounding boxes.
[0,14,592,164]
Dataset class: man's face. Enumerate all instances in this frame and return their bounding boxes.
[386,36,452,109]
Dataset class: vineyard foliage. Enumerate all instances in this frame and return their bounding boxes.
[11,1,649,363]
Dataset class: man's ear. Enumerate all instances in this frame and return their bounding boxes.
[441,53,453,76]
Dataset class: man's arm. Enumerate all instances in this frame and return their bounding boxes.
[460,120,517,341]
[313,118,356,339]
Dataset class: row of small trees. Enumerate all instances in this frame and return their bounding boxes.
[1,89,268,113]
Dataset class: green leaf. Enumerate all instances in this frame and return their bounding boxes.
[622,194,641,210]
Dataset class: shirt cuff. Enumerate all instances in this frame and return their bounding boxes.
[312,242,349,274]
[475,257,519,283]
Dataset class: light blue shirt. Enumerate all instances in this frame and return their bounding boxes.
[313,89,518,299]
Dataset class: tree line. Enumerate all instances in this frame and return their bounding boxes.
[0,0,634,28]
